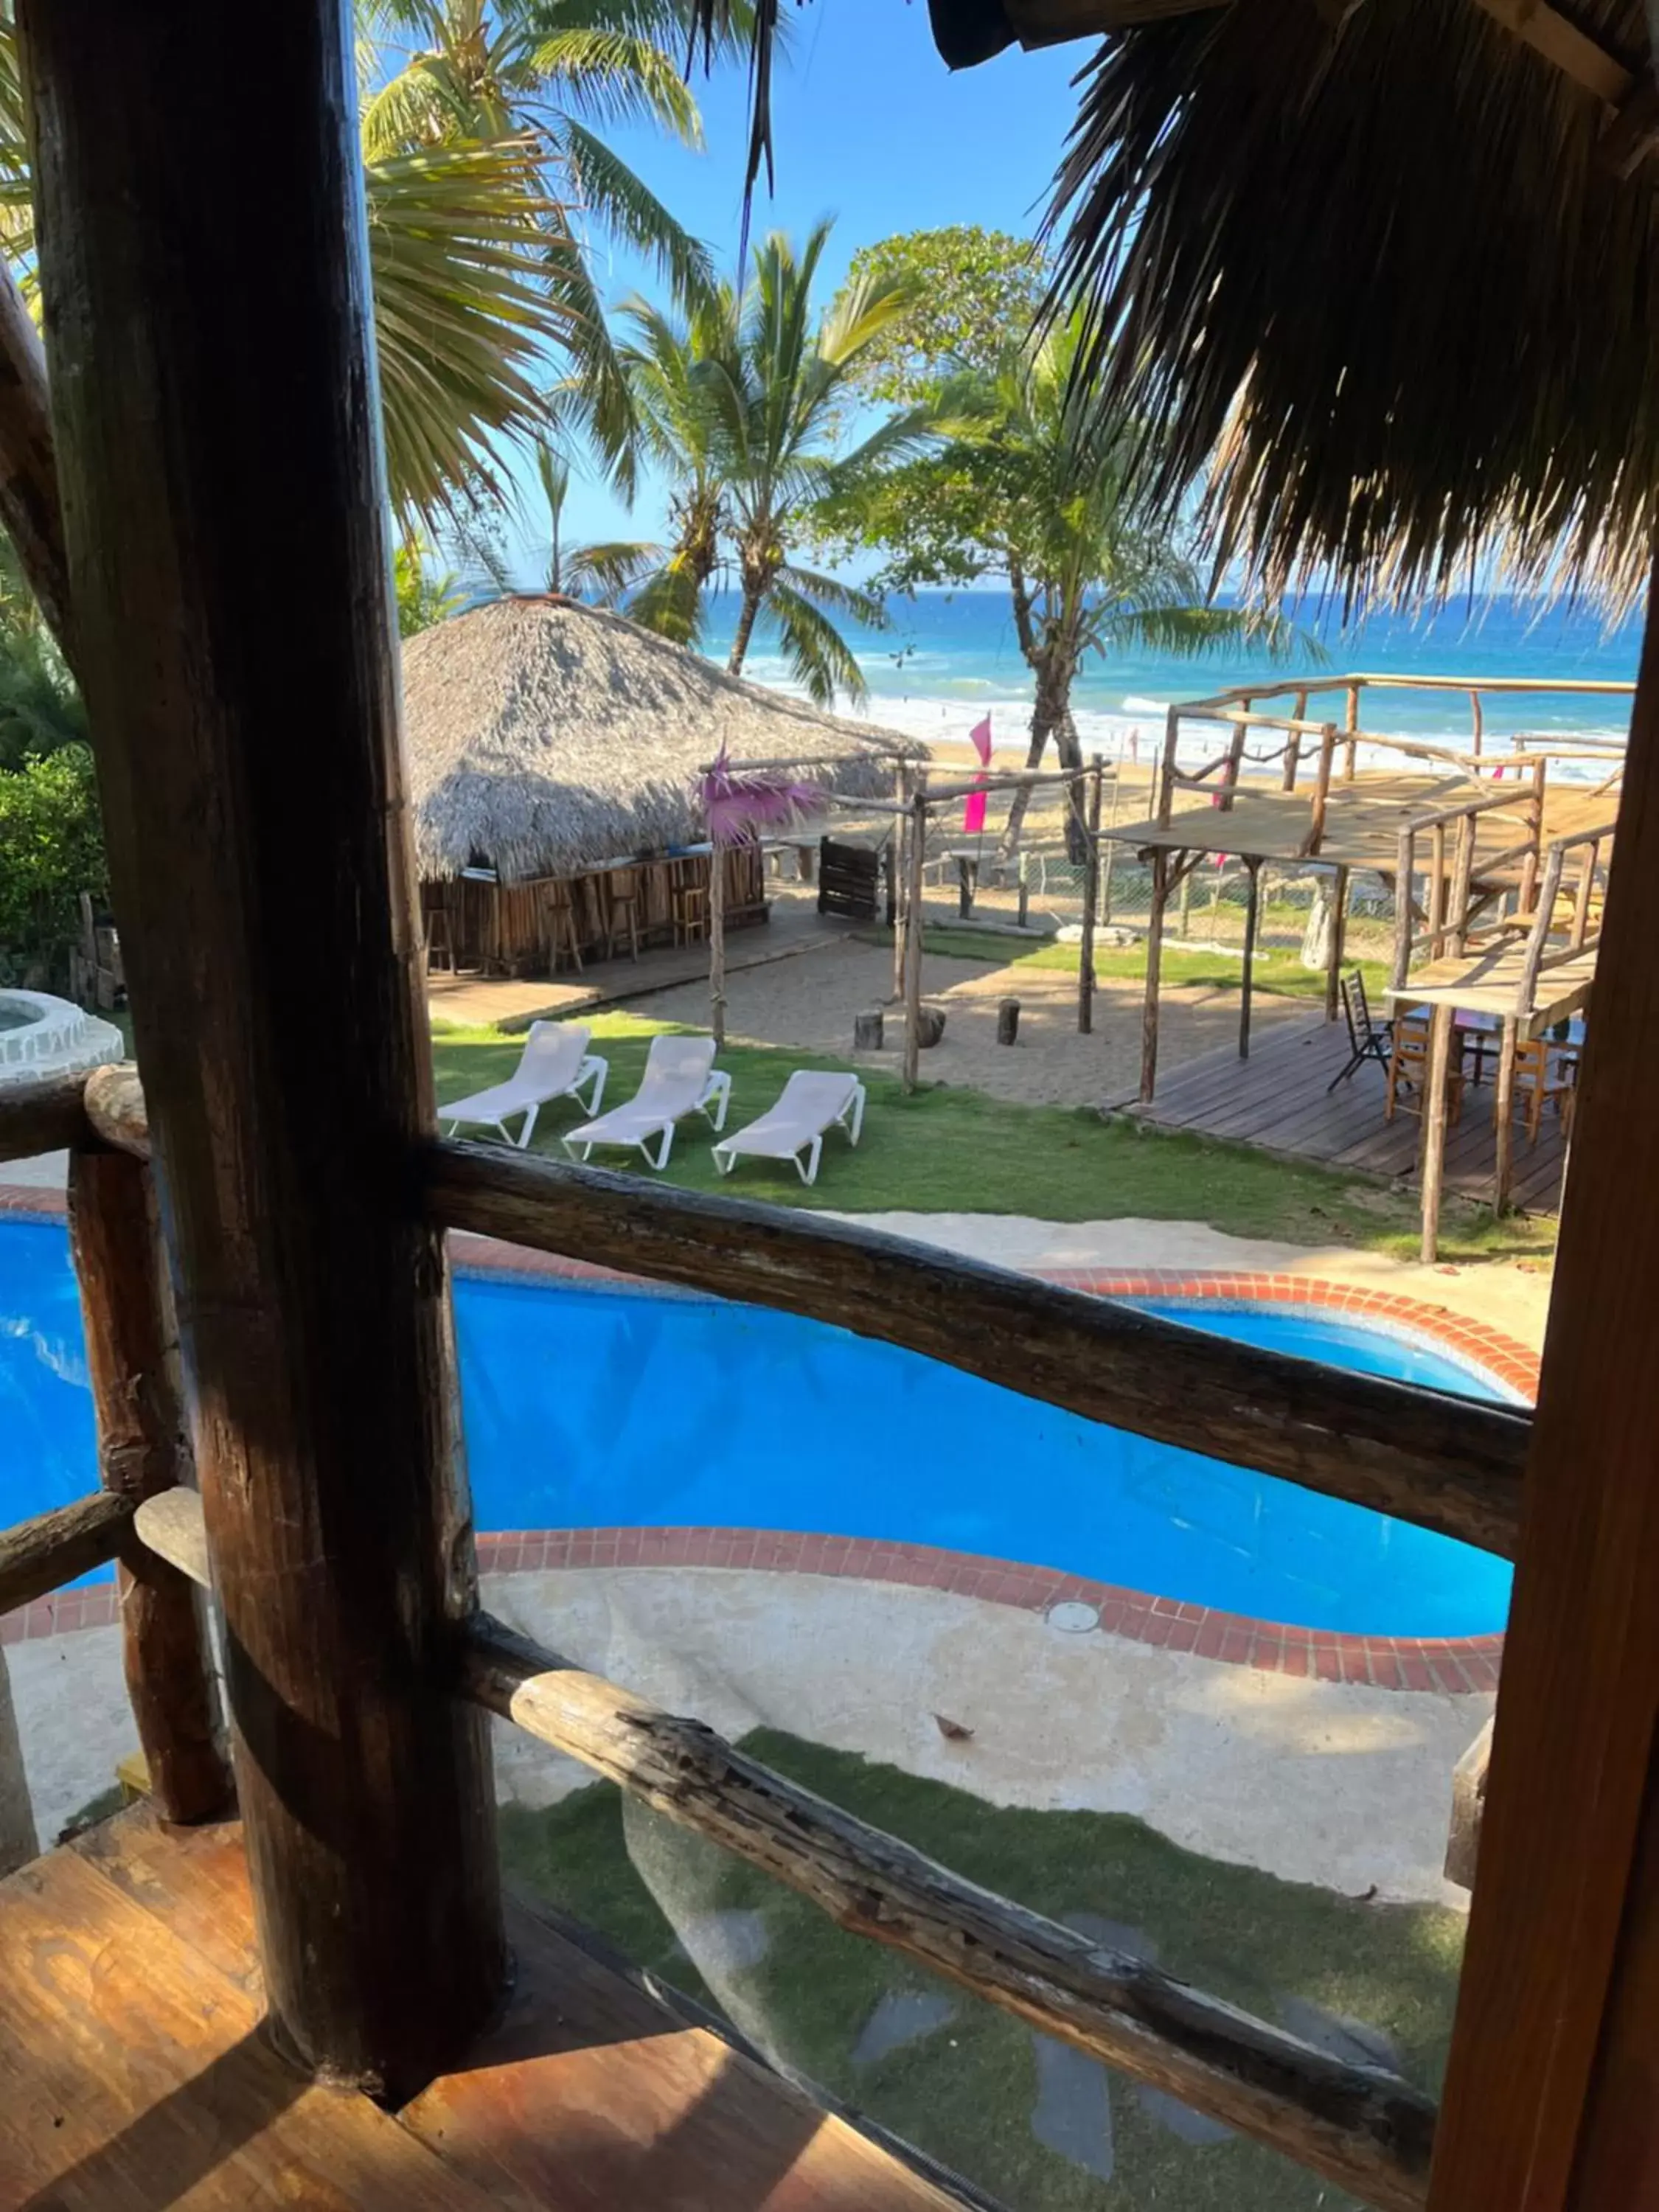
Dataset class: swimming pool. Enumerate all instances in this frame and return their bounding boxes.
[0,1217,1514,1638]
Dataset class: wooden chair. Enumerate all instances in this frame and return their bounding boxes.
[540,880,585,973]
[604,869,641,962]
[1509,1036,1577,1144]
[1326,970,1393,1091]
[1385,1009,1465,1124]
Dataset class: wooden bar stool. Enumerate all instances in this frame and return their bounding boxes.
[541,880,585,973]
[605,869,641,962]
[424,902,457,975]
[672,871,709,946]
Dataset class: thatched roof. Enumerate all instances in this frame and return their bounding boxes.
[1027,0,1659,610]
[402,596,921,883]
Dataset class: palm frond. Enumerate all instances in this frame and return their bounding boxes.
[626,553,713,646]
[776,562,886,631]
[365,136,573,523]
[524,28,703,142]
[768,577,871,709]
[559,119,714,310]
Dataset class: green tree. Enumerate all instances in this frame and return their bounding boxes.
[610,290,739,646]
[0,6,696,530]
[393,539,466,636]
[838,226,1048,405]
[0,538,83,768]
[0,745,105,981]
[598,221,932,706]
[818,319,1303,851]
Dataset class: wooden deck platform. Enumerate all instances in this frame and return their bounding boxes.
[1106,770,1615,885]
[1384,941,1596,1034]
[0,1804,962,2212]
[1116,1015,1569,1214]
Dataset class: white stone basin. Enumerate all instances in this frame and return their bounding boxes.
[0,989,125,1085]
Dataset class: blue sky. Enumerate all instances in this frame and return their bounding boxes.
[499,7,1082,580]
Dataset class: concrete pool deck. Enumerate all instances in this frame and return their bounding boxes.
[6,1568,1488,1907]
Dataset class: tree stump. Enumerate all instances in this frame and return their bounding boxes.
[916,1004,947,1050]
[996,998,1020,1046]
[853,1008,885,1051]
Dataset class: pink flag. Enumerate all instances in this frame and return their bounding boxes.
[964,714,992,832]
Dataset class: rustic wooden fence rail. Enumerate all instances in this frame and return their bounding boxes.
[123,1482,1437,2212]
[0,1066,1531,1557]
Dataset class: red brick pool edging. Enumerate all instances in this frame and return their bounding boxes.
[0,1191,1530,1693]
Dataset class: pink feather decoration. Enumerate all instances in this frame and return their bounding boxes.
[700,748,824,847]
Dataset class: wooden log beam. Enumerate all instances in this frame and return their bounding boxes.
[425,1140,1528,1556]
[0,1491,132,1616]
[460,1613,1437,2212]
[1427,550,1659,2211]
[0,258,73,653]
[21,0,501,2098]
[0,1068,95,1164]
[68,1147,230,1823]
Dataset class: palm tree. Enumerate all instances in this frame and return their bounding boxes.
[362,0,725,484]
[835,319,1302,850]
[608,290,738,647]
[706,223,932,706]
[524,439,655,598]
[608,222,930,706]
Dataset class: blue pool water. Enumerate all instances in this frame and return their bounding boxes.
[0,1217,1513,1638]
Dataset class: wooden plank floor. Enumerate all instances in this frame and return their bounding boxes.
[0,1806,961,2211]
[1117,1015,1568,1214]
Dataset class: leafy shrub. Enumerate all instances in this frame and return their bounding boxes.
[0,745,107,982]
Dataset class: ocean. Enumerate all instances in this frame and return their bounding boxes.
[697,589,1641,765]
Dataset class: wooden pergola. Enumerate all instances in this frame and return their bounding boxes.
[0,2,1656,2208]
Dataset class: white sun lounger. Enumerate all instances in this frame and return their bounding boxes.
[439,1020,607,1149]
[563,1034,731,1171]
[711,1070,866,1186]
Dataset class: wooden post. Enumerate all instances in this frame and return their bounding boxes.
[708,840,727,1048]
[1239,858,1262,1059]
[1077,757,1103,1035]
[1282,689,1307,790]
[902,779,928,1093]
[1307,723,1338,850]
[996,998,1020,1046]
[68,1147,230,1825]
[1393,827,1416,991]
[1140,850,1169,1102]
[1492,1015,1517,1216]
[891,766,909,1003]
[21,0,502,2097]
[1343,681,1360,780]
[1470,688,1484,757]
[1427,554,1659,2211]
[1321,866,1348,1020]
[1418,1004,1455,1263]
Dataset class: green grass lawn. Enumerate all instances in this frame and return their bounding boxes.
[431,1012,1553,1264]
[858,922,1397,1005]
[500,1733,1464,2212]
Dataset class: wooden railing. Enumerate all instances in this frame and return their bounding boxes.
[1,1060,1537,2208]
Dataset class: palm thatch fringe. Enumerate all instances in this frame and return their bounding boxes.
[1041,0,1659,612]
[403,595,921,883]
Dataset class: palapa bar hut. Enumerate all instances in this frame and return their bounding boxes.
[403,594,916,975]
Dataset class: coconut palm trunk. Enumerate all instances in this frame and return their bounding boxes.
[1000,652,1077,856]
[726,582,768,676]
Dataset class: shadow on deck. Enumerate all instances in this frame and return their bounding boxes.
[0,1804,961,2211]
[1116,1015,1568,1216]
